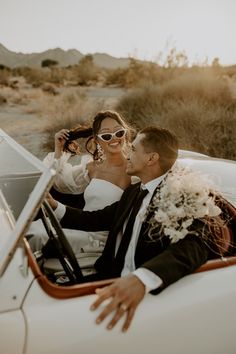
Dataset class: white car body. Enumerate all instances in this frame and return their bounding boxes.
[0,129,236,354]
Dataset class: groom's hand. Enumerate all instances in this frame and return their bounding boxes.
[90,274,145,332]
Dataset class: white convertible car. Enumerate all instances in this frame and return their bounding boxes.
[1,128,236,354]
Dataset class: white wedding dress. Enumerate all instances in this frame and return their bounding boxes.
[61,178,123,256]
[28,152,124,271]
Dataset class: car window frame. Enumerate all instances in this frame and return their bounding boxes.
[23,237,236,299]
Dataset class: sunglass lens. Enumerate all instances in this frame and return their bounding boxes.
[115,130,125,138]
[101,134,112,141]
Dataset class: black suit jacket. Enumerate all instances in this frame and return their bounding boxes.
[61,182,209,292]
[50,186,85,209]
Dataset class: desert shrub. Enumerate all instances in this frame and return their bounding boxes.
[163,47,189,68]
[0,93,7,104]
[41,88,105,151]
[72,55,99,86]
[22,67,51,87]
[41,59,58,68]
[105,58,191,88]
[48,67,70,85]
[157,100,236,159]
[0,68,11,85]
[0,86,36,105]
[105,59,163,87]
[105,67,127,86]
[41,83,59,95]
[0,64,11,71]
[12,66,30,77]
[160,72,232,105]
[116,72,236,160]
[222,65,236,78]
[14,66,69,87]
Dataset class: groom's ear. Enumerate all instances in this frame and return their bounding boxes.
[147,152,159,165]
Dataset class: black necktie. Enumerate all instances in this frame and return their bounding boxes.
[115,188,148,266]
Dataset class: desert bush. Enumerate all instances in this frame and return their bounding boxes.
[22,67,51,87]
[105,59,158,87]
[0,86,34,105]
[0,68,11,85]
[105,48,228,89]
[41,59,58,68]
[41,88,105,151]
[13,66,70,87]
[105,67,127,86]
[222,65,236,78]
[116,72,236,160]
[72,55,99,86]
[48,67,70,85]
[0,93,7,104]
[159,72,232,105]
[12,66,30,78]
[163,47,189,68]
[0,64,11,71]
[41,82,59,95]
[105,58,191,88]
[106,48,191,88]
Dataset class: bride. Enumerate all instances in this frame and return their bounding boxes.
[29,110,135,272]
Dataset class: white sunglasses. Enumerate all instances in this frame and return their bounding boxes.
[97,128,127,142]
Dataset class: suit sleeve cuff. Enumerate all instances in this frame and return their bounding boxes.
[54,202,66,220]
[133,268,163,293]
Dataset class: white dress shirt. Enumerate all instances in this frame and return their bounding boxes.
[119,175,166,292]
[54,174,167,292]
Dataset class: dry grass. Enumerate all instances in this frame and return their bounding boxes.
[0,69,10,85]
[2,58,236,160]
[40,88,106,151]
[0,85,44,106]
[105,59,168,88]
[13,63,102,88]
[0,93,7,104]
[116,72,236,160]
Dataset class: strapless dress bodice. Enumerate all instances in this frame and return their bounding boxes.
[83,178,123,211]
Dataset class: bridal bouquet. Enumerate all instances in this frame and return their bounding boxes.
[147,164,222,243]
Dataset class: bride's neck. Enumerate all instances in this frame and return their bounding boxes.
[105,152,127,166]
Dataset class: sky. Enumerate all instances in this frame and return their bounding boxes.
[0,0,235,65]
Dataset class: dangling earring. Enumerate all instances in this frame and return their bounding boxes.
[97,143,106,162]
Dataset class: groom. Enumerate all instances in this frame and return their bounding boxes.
[48,126,221,332]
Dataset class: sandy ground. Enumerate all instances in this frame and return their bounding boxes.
[0,85,126,160]
[0,105,47,159]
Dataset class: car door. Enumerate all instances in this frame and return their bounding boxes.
[22,262,236,354]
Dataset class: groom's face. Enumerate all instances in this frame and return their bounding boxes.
[126,133,151,178]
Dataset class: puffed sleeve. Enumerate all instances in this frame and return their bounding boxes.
[43,152,92,194]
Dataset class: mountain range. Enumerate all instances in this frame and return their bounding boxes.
[0,43,130,69]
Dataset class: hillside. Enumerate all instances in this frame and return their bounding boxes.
[0,43,130,69]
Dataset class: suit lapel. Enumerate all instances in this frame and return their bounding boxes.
[137,181,164,245]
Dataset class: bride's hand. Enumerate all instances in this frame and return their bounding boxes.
[54,129,70,157]
[46,193,58,211]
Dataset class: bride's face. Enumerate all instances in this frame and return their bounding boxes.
[96,118,126,155]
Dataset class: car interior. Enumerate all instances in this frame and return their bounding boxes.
[3,167,236,299]
[0,131,113,297]
[1,130,236,300]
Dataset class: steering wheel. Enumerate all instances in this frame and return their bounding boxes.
[40,200,84,284]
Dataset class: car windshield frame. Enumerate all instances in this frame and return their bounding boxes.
[0,129,55,275]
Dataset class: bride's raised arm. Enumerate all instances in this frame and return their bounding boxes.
[43,152,92,194]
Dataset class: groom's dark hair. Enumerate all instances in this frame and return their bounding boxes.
[139,126,179,172]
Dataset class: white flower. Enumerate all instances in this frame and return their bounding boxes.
[147,163,222,243]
